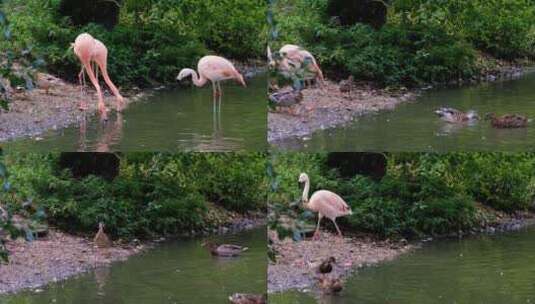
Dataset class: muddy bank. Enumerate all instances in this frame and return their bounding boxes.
[0,73,143,142]
[268,81,416,143]
[268,62,529,143]
[0,229,144,294]
[267,230,412,293]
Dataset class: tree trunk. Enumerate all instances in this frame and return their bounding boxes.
[58,0,122,30]
[326,152,387,180]
[327,0,388,29]
[58,153,120,181]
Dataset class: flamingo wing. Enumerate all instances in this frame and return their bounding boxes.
[310,190,352,218]
[198,55,241,82]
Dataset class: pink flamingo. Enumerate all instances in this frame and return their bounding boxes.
[279,44,324,86]
[72,33,125,120]
[177,55,246,102]
[298,173,352,240]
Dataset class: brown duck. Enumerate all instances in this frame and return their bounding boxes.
[339,75,354,98]
[318,257,335,274]
[318,276,344,294]
[434,107,480,123]
[485,113,528,128]
[203,241,248,257]
[228,293,266,304]
[94,222,111,248]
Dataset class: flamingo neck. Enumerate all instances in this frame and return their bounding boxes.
[302,179,310,208]
[189,69,207,87]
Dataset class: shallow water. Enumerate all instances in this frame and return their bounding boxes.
[274,72,535,151]
[0,228,266,304]
[3,76,267,152]
[270,226,535,304]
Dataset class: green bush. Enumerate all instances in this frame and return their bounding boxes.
[2,0,267,88]
[1,153,266,239]
[273,0,535,87]
[270,153,535,238]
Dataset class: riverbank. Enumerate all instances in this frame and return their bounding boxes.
[0,204,265,295]
[268,60,529,143]
[0,60,266,143]
[0,229,144,294]
[267,230,412,293]
[268,205,535,294]
[268,81,415,143]
[0,72,144,142]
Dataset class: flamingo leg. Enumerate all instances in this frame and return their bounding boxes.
[333,219,343,237]
[212,81,217,100]
[217,83,222,112]
[78,66,87,111]
[313,214,323,240]
[81,57,107,120]
[94,53,125,112]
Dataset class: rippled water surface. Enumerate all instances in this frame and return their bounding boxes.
[1,228,266,304]
[275,72,535,151]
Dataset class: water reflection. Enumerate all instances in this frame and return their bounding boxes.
[4,76,266,152]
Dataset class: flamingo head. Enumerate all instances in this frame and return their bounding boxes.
[237,74,247,87]
[298,172,309,185]
[98,222,105,230]
[177,68,195,81]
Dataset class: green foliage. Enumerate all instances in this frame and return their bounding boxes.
[270,153,535,239]
[392,0,535,59]
[0,7,43,109]
[2,0,267,88]
[1,153,266,239]
[273,0,535,87]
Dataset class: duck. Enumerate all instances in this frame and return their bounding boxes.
[318,257,335,274]
[269,89,303,108]
[93,222,111,248]
[317,276,344,294]
[228,293,266,304]
[202,241,248,257]
[339,75,354,98]
[485,113,528,128]
[434,107,480,123]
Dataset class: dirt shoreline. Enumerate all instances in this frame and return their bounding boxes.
[0,73,144,143]
[0,210,265,296]
[268,64,528,143]
[267,208,535,294]
[268,230,412,294]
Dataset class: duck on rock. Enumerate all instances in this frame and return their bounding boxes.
[485,113,528,128]
[317,276,344,294]
[93,222,111,248]
[202,241,248,257]
[434,107,480,123]
[339,75,354,98]
[318,257,336,274]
